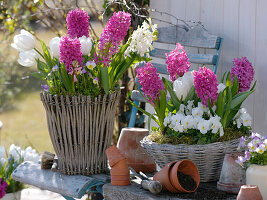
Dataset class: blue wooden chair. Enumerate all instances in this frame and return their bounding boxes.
[128,25,223,127]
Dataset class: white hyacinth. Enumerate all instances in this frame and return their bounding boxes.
[125,18,157,57]
[9,144,23,162]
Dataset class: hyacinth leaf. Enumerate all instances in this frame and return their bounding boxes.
[216,92,224,118]
[226,72,231,87]
[184,87,195,103]
[31,72,44,79]
[222,87,232,127]
[40,40,53,70]
[100,67,109,95]
[221,71,227,83]
[231,90,254,109]
[58,64,74,93]
[207,98,215,116]
[162,77,180,109]
[148,114,153,131]
[159,90,167,125]
[231,76,239,96]
[250,81,257,91]
[128,98,159,124]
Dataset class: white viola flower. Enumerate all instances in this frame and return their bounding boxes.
[170,113,183,127]
[173,124,184,132]
[86,61,96,70]
[18,49,40,67]
[240,113,252,127]
[197,120,210,134]
[210,120,222,134]
[198,102,208,113]
[193,116,203,128]
[11,29,35,52]
[192,107,203,118]
[236,118,242,129]
[49,37,60,58]
[9,144,22,162]
[79,36,92,55]
[163,113,172,126]
[0,158,6,166]
[248,142,256,152]
[0,146,5,158]
[181,115,194,129]
[125,20,156,57]
[178,104,186,114]
[217,83,226,93]
[256,144,265,154]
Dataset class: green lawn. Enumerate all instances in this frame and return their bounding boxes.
[0,92,54,153]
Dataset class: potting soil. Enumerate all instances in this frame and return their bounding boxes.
[177,172,197,191]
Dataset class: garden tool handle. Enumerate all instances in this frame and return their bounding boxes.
[141,180,162,195]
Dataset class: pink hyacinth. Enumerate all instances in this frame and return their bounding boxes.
[0,178,8,198]
[66,9,90,38]
[193,67,218,106]
[136,62,164,104]
[97,11,131,66]
[231,57,254,93]
[166,43,191,81]
[59,35,83,74]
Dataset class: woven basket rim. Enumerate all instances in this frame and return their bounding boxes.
[141,136,240,148]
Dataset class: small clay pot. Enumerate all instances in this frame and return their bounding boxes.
[169,159,200,193]
[217,153,246,194]
[111,179,131,186]
[111,175,131,181]
[153,161,180,193]
[237,185,263,200]
[105,145,125,167]
[117,128,156,173]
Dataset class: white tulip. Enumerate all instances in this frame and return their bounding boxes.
[17,49,40,67]
[217,83,226,93]
[49,37,61,59]
[0,146,5,158]
[11,29,35,52]
[79,36,92,55]
[9,144,22,162]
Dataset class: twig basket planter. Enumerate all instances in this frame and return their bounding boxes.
[40,90,120,175]
[141,137,239,182]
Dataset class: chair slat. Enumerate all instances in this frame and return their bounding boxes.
[150,48,217,65]
[157,25,219,49]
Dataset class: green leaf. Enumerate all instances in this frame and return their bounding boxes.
[40,40,53,70]
[222,87,232,128]
[231,90,254,109]
[58,63,74,93]
[250,81,256,91]
[221,72,227,83]
[207,98,215,116]
[148,114,153,131]
[128,98,159,124]
[226,72,231,87]
[184,87,195,103]
[100,67,109,95]
[159,90,167,123]
[216,92,224,117]
[231,76,239,96]
[162,77,180,109]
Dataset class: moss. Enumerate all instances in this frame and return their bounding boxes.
[147,126,248,145]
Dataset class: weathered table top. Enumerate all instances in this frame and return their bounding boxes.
[12,161,109,199]
[103,178,237,200]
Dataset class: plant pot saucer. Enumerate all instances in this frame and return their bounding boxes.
[217,181,243,194]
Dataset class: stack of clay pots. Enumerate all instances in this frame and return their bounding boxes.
[153,160,200,193]
[105,145,130,186]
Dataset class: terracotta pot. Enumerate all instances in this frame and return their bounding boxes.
[111,179,131,186]
[217,153,246,194]
[105,145,125,167]
[237,185,263,200]
[246,164,267,199]
[105,145,130,186]
[153,161,180,193]
[117,128,156,173]
[169,160,200,193]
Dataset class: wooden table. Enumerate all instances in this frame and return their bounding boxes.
[12,161,109,200]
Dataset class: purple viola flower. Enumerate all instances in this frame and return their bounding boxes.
[81,68,86,74]
[235,156,246,167]
[244,150,251,161]
[238,136,246,148]
[93,77,99,84]
[52,64,58,72]
[41,84,49,92]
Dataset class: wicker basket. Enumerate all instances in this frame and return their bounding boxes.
[40,91,120,175]
[140,137,240,182]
